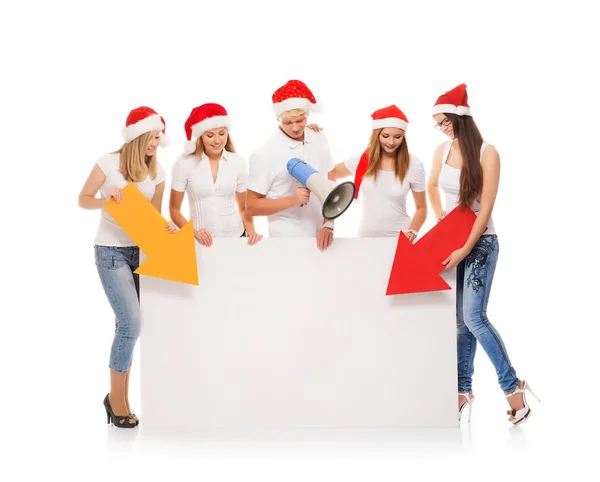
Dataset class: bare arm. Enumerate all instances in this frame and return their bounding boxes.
[427,143,446,221]
[316,167,338,251]
[78,164,109,210]
[169,189,189,228]
[328,162,353,182]
[235,191,257,234]
[150,181,166,214]
[408,190,427,233]
[245,189,307,216]
[461,146,500,252]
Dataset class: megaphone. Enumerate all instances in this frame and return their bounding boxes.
[287,158,356,220]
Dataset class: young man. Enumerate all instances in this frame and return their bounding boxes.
[246,79,335,250]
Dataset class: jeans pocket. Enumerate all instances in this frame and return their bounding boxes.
[464,236,497,293]
[96,247,127,271]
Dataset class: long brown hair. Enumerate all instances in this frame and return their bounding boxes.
[445,113,484,207]
[114,131,158,182]
[364,128,410,183]
[191,132,236,160]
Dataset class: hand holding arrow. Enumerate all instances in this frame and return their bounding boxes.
[386,207,477,295]
[104,183,199,285]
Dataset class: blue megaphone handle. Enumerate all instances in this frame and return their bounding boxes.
[287,158,318,186]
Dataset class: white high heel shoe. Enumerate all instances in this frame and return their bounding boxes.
[458,393,475,422]
[506,380,540,425]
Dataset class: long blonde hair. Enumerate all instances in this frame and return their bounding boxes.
[114,131,158,182]
[191,132,236,160]
[364,128,410,183]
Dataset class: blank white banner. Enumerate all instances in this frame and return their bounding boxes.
[140,238,458,429]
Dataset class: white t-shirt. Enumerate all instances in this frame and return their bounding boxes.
[344,153,426,237]
[438,140,496,235]
[94,153,166,247]
[171,150,247,237]
[247,128,334,237]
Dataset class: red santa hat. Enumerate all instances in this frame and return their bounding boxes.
[122,106,170,147]
[272,79,322,117]
[432,83,472,116]
[371,105,409,131]
[183,103,231,154]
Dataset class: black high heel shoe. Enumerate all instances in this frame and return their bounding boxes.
[103,394,137,428]
[129,413,139,426]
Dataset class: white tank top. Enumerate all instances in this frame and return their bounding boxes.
[437,140,496,235]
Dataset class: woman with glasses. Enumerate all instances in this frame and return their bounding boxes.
[327,105,427,240]
[427,84,539,425]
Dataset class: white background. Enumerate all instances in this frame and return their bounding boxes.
[1,0,598,480]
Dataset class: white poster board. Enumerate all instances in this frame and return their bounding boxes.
[140,238,458,428]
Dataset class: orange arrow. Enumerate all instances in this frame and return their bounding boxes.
[104,182,199,285]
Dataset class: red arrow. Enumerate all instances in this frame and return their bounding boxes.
[386,207,477,295]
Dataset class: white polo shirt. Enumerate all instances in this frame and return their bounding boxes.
[171,150,247,237]
[94,153,166,247]
[345,153,425,237]
[247,128,334,237]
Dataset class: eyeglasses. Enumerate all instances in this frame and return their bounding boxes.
[434,118,452,130]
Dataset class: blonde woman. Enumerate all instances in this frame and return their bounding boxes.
[78,106,176,428]
[246,79,335,251]
[169,103,262,246]
[329,105,427,240]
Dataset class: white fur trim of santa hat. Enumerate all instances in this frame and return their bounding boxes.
[372,117,408,131]
[191,115,231,139]
[122,114,165,143]
[431,104,472,116]
[273,98,323,117]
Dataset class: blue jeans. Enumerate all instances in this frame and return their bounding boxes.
[95,245,140,374]
[456,235,519,395]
